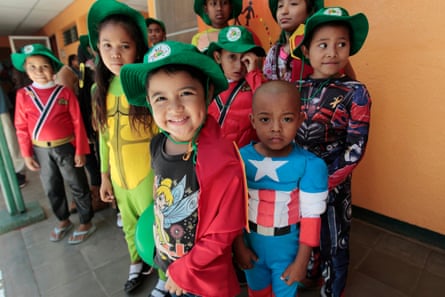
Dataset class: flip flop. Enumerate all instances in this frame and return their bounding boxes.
[49,223,74,242]
[68,224,97,245]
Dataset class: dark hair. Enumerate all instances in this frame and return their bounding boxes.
[92,14,152,134]
[68,54,77,67]
[275,0,319,79]
[146,64,208,101]
[302,21,353,53]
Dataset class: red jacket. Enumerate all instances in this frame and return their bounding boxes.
[167,117,247,297]
[208,69,265,148]
[15,84,89,157]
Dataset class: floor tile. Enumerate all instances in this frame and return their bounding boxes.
[424,250,445,276]
[356,249,421,295]
[346,271,408,297]
[413,270,445,297]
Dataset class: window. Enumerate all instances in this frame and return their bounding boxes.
[63,26,78,46]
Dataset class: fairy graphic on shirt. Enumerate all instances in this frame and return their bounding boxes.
[153,175,198,260]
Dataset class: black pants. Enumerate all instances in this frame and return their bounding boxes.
[34,143,93,224]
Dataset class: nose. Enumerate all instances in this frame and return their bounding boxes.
[271,119,281,132]
[168,98,184,112]
[280,4,289,15]
[326,46,338,58]
[111,49,121,59]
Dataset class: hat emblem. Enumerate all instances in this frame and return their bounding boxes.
[148,44,171,62]
[226,27,242,42]
[323,7,343,16]
[23,45,35,54]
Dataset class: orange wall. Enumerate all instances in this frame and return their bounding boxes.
[327,0,445,235]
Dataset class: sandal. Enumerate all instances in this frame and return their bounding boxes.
[68,224,97,245]
[124,262,152,293]
[49,222,73,242]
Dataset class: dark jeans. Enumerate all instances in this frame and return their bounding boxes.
[84,142,101,186]
[34,143,93,224]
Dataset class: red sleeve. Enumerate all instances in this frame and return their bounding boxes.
[245,69,267,94]
[14,89,33,158]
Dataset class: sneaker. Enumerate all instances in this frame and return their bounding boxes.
[16,173,27,188]
[116,212,123,228]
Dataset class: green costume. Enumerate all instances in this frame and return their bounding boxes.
[99,76,154,261]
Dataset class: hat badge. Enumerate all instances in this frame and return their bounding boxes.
[226,27,242,42]
[23,45,35,54]
[148,44,171,62]
[323,7,343,16]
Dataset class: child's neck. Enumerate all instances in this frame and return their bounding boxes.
[32,81,56,89]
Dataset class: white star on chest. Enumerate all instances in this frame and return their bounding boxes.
[249,157,288,182]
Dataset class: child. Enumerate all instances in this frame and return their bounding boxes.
[293,7,371,297]
[121,40,247,297]
[11,44,96,244]
[87,0,155,293]
[191,0,243,51]
[207,25,266,147]
[146,18,167,47]
[233,80,328,296]
[263,0,323,82]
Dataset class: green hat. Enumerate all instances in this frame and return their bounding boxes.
[269,0,324,22]
[194,0,243,26]
[121,41,228,107]
[11,43,63,73]
[293,7,369,60]
[87,0,148,52]
[146,18,166,32]
[79,35,90,52]
[207,26,266,57]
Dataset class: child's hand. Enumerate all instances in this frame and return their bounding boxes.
[165,272,187,296]
[24,156,40,171]
[241,52,262,73]
[233,235,258,270]
[100,174,115,203]
[74,154,86,167]
[280,259,307,286]
[280,243,311,285]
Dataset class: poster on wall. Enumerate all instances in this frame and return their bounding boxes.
[235,0,280,51]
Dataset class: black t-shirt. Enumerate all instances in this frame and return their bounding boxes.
[150,133,199,272]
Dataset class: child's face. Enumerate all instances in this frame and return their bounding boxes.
[147,70,207,142]
[250,85,303,157]
[214,49,247,81]
[24,55,54,85]
[302,24,351,79]
[98,22,138,76]
[205,0,232,28]
[148,24,166,46]
[276,0,309,33]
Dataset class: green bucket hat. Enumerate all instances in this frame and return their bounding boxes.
[87,0,148,52]
[207,26,266,57]
[11,43,63,73]
[194,0,243,26]
[145,18,166,32]
[121,41,228,107]
[268,0,324,22]
[293,7,369,60]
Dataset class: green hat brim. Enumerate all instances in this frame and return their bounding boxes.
[146,18,166,32]
[87,0,148,52]
[194,0,243,26]
[11,44,63,72]
[268,0,324,22]
[207,42,266,58]
[293,8,369,62]
[121,41,228,108]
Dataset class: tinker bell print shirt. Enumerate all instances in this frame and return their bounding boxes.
[150,134,199,272]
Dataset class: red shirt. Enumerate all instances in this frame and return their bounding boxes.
[15,84,90,157]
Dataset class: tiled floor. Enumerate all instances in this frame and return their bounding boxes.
[0,170,444,297]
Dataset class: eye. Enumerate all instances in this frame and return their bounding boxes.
[121,44,131,50]
[318,43,327,49]
[283,116,294,123]
[150,95,166,103]
[259,117,270,123]
[338,42,347,48]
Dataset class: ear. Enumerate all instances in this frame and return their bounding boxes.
[296,111,306,127]
[213,51,222,64]
[301,45,310,60]
[207,83,215,103]
[249,113,256,129]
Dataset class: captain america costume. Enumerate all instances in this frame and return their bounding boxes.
[240,142,328,296]
[295,75,371,297]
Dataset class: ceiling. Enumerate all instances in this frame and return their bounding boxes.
[0,0,148,36]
